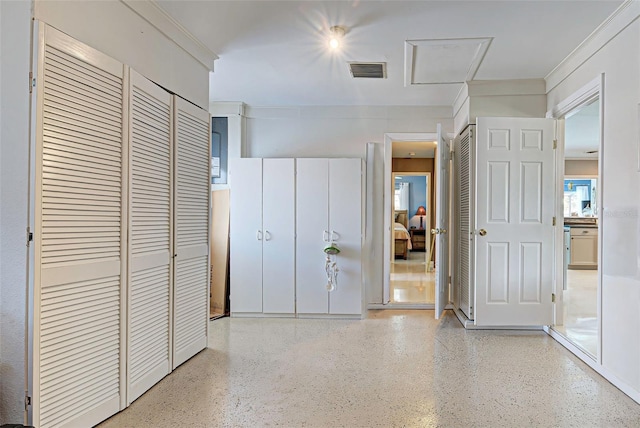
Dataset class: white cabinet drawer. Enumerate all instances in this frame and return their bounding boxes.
[570,227,597,236]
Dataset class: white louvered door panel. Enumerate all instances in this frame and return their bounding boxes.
[173,97,211,369]
[127,70,172,403]
[34,25,126,428]
[458,127,473,319]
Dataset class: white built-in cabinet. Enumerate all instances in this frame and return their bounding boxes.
[569,227,598,269]
[229,158,363,318]
[32,25,210,428]
[229,158,296,315]
[296,158,363,316]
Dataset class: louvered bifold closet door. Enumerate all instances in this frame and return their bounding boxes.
[173,97,211,369]
[127,70,172,403]
[458,128,472,319]
[34,25,126,428]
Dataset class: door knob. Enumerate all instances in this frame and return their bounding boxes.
[479,229,487,236]
[431,228,437,235]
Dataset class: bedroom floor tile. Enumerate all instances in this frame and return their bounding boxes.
[390,251,435,304]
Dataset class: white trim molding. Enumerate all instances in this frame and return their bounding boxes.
[121,0,218,71]
[546,75,602,119]
[545,0,639,92]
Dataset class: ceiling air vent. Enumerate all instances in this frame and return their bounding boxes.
[348,62,387,79]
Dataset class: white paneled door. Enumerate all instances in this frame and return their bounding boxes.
[434,124,450,319]
[127,70,172,403]
[172,98,210,368]
[229,158,264,314]
[262,159,295,314]
[34,25,125,428]
[475,117,555,326]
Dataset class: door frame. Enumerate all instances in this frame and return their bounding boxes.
[547,74,604,364]
[383,133,438,304]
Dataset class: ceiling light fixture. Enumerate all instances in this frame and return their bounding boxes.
[329,25,346,50]
[409,152,416,156]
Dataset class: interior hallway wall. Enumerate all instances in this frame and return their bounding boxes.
[565,159,598,176]
[0,1,31,424]
[546,6,640,401]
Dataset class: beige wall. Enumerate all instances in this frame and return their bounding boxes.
[565,159,598,176]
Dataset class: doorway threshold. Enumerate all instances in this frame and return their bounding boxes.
[368,303,434,310]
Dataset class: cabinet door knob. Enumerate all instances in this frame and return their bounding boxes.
[256,230,263,241]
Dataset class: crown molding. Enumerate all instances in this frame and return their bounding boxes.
[121,0,218,72]
[545,0,639,92]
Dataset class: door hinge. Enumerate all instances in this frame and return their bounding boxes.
[26,227,33,247]
[552,293,556,303]
[25,394,32,410]
[552,217,556,226]
[553,139,558,149]
[29,72,35,94]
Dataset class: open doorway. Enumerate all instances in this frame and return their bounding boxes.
[385,138,437,306]
[553,93,601,359]
[391,172,434,304]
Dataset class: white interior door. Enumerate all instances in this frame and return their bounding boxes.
[296,158,330,314]
[329,159,363,315]
[34,25,125,427]
[127,70,172,403]
[475,117,555,326]
[229,158,263,313]
[262,159,295,314]
[172,97,210,368]
[434,124,450,319]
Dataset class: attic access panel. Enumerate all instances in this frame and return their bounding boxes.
[404,38,492,86]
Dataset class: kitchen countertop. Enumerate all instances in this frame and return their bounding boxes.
[564,217,598,228]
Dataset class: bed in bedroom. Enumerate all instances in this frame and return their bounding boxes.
[394,210,412,260]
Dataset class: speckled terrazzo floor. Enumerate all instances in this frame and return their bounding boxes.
[98,310,640,428]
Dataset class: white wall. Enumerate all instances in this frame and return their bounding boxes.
[34,0,211,109]
[245,106,453,158]
[546,5,640,401]
[0,1,31,424]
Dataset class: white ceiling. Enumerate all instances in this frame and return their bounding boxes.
[156,0,622,107]
[565,100,600,159]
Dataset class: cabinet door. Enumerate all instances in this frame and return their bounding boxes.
[173,98,210,369]
[296,159,329,314]
[262,159,295,314]
[570,235,598,266]
[329,159,363,315]
[229,158,263,313]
